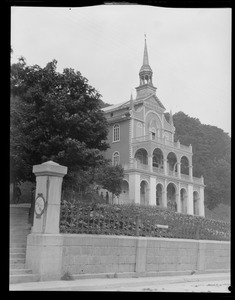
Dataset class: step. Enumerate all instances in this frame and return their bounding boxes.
[10,232,29,236]
[10,231,30,236]
[10,269,32,275]
[10,248,26,254]
[10,236,28,240]
[10,239,28,245]
[10,257,26,264]
[10,228,30,232]
[10,274,40,284]
[10,263,26,269]
[10,214,29,217]
[10,243,27,249]
[10,253,26,259]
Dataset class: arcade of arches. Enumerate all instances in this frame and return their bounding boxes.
[118,177,201,215]
[134,148,191,178]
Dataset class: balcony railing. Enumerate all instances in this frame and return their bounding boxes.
[137,162,149,171]
[132,135,192,153]
[193,176,203,184]
[180,174,190,181]
[152,166,164,174]
[123,162,203,184]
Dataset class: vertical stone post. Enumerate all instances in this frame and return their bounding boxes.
[148,155,153,172]
[199,187,205,217]
[129,173,140,204]
[149,176,156,206]
[26,161,67,281]
[189,165,193,181]
[162,179,167,208]
[135,238,147,276]
[177,182,181,213]
[31,161,67,234]
[175,193,180,213]
[163,159,168,176]
[177,162,181,179]
[187,184,194,215]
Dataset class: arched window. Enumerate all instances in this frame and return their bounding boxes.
[113,151,120,166]
[113,124,120,142]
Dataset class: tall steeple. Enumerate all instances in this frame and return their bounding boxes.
[136,36,157,99]
[140,36,152,75]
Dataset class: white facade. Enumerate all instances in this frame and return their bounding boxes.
[102,38,205,217]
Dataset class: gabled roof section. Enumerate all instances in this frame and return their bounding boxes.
[102,100,129,113]
[143,93,166,110]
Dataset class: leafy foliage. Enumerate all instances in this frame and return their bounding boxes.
[10,57,110,184]
[60,200,230,241]
[95,164,124,197]
[166,111,231,209]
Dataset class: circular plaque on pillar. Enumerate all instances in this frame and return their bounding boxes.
[35,193,46,218]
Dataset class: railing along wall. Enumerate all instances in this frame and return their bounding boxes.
[60,198,230,241]
[132,135,192,153]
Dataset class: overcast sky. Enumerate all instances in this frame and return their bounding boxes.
[11,5,231,135]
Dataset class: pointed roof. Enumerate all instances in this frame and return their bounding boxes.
[139,37,152,73]
[143,37,149,65]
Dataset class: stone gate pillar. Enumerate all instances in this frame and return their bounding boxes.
[32,160,68,234]
[26,161,67,281]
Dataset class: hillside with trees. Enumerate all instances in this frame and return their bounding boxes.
[165,111,231,211]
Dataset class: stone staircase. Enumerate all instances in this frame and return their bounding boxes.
[10,204,40,284]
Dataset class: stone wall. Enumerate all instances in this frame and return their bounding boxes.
[62,235,136,275]
[26,233,230,280]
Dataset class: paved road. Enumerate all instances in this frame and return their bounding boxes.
[10,272,231,292]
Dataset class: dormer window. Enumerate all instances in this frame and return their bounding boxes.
[113,124,120,142]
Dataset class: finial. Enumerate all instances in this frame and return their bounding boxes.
[130,90,134,110]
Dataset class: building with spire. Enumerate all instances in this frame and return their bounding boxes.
[102,38,205,217]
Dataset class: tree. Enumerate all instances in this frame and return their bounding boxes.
[169,111,231,210]
[10,58,110,185]
[95,164,124,201]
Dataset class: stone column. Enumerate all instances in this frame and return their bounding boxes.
[149,176,156,206]
[187,184,194,215]
[129,173,140,204]
[31,161,67,234]
[163,159,168,176]
[199,187,205,217]
[148,155,153,172]
[162,179,167,208]
[175,193,180,213]
[26,161,67,281]
[177,163,181,179]
[177,182,181,213]
[189,165,193,181]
